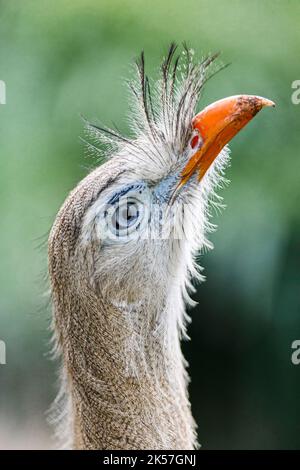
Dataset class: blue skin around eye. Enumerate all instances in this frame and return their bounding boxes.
[107,183,146,205]
[108,176,178,207]
[154,174,178,203]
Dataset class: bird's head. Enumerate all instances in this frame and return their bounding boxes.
[49,45,274,335]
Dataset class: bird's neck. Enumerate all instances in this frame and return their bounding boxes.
[61,295,197,449]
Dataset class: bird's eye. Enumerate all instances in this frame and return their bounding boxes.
[108,197,144,238]
[112,201,140,231]
[99,183,149,242]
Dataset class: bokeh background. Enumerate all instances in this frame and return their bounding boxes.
[0,0,299,449]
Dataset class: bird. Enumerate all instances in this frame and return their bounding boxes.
[48,44,274,450]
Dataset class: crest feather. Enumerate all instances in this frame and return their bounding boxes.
[85,44,226,161]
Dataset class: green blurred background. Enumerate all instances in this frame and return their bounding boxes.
[0,0,299,449]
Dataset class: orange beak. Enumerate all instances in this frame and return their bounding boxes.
[178,95,275,189]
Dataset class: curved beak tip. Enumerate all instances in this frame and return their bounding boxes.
[259,96,276,108]
[233,95,276,115]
